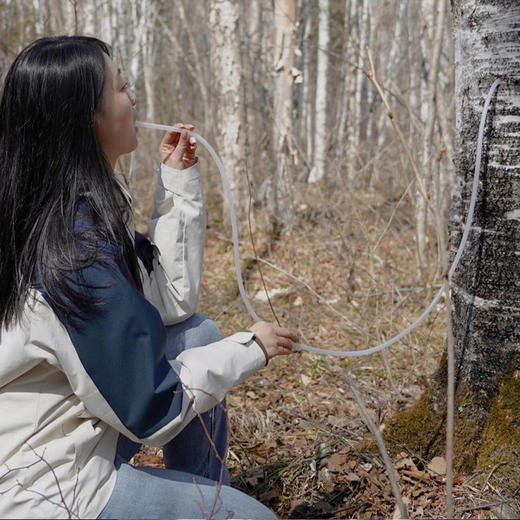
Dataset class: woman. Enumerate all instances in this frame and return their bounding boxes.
[0,35,297,519]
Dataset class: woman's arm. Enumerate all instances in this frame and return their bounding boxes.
[35,240,266,447]
[138,160,205,325]
[137,123,205,325]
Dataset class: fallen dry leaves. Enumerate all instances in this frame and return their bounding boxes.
[131,179,519,518]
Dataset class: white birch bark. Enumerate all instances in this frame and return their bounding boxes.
[335,0,352,169]
[142,1,157,121]
[308,0,329,183]
[209,0,247,220]
[448,0,520,473]
[302,1,314,164]
[416,0,447,270]
[270,0,295,225]
[347,0,368,181]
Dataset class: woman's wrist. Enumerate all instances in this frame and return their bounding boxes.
[248,332,269,366]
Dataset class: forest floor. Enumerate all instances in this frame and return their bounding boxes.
[132,172,520,519]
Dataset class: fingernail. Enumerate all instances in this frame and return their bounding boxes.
[189,137,196,144]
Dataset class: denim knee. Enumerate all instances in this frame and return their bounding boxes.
[194,314,223,344]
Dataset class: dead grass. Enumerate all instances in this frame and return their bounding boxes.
[128,152,519,518]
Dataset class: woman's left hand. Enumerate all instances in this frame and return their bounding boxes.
[160,123,197,170]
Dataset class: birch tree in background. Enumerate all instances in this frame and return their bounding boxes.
[301,0,314,165]
[416,0,447,271]
[347,0,368,182]
[335,0,353,175]
[271,0,296,226]
[307,0,329,184]
[209,0,247,219]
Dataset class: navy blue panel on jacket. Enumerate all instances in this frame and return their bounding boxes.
[38,204,184,439]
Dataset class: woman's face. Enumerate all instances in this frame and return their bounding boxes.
[95,54,138,170]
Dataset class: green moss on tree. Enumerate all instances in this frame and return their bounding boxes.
[383,356,447,460]
[476,369,520,491]
[382,353,520,489]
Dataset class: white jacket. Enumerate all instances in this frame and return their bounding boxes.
[0,162,266,519]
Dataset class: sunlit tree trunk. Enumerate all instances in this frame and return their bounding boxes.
[209,0,247,221]
[415,0,447,271]
[335,0,352,175]
[271,0,295,226]
[308,0,328,183]
[301,1,314,165]
[387,0,520,490]
[347,0,368,182]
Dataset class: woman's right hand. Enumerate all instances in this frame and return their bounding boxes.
[249,321,299,360]
[160,123,197,170]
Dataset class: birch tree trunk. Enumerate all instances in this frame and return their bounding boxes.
[386,0,520,491]
[347,0,368,182]
[416,0,447,271]
[209,0,247,221]
[271,0,295,227]
[307,0,328,183]
[302,1,314,165]
[335,0,352,173]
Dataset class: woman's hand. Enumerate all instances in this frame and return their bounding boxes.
[249,321,299,360]
[160,123,197,170]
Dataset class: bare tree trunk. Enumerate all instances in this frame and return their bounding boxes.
[386,0,520,494]
[271,0,296,226]
[335,0,352,176]
[302,1,314,165]
[416,0,446,272]
[308,0,329,183]
[347,0,368,182]
[209,0,247,221]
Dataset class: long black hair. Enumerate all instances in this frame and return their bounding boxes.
[0,35,142,329]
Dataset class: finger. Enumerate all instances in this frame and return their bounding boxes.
[277,337,295,351]
[170,129,189,162]
[160,129,180,148]
[184,137,197,159]
[276,327,299,344]
[276,345,294,356]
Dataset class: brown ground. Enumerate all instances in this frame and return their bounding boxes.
[129,151,520,518]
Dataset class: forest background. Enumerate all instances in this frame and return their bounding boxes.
[1,0,518,518]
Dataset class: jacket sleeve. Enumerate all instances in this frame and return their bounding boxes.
[35,249,266,447]
[137,160,205,326]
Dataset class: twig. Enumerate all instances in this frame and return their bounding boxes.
[176,383,230,519]
[365,46,436,218]
[372,178,414,254]
[345,374,408,519]
[256,257,371,338]
[460,500,513,513]
[244,154,280,326]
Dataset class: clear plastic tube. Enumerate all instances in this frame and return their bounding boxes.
[135,78,501,358]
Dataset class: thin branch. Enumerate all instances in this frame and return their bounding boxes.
[345,374,408,519]
[256,257,372,338]
[244,156,281,326]
[445,277,455,518]
[365,46,436,217]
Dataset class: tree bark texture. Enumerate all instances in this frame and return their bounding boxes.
[385,0,520,490]
[271,0,296,227]
[209,0,247,221]
[308,0,329,184]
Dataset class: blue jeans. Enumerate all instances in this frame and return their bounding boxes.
[98,314,275,519]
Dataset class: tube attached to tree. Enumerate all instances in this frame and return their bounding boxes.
[136,78,501,358]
